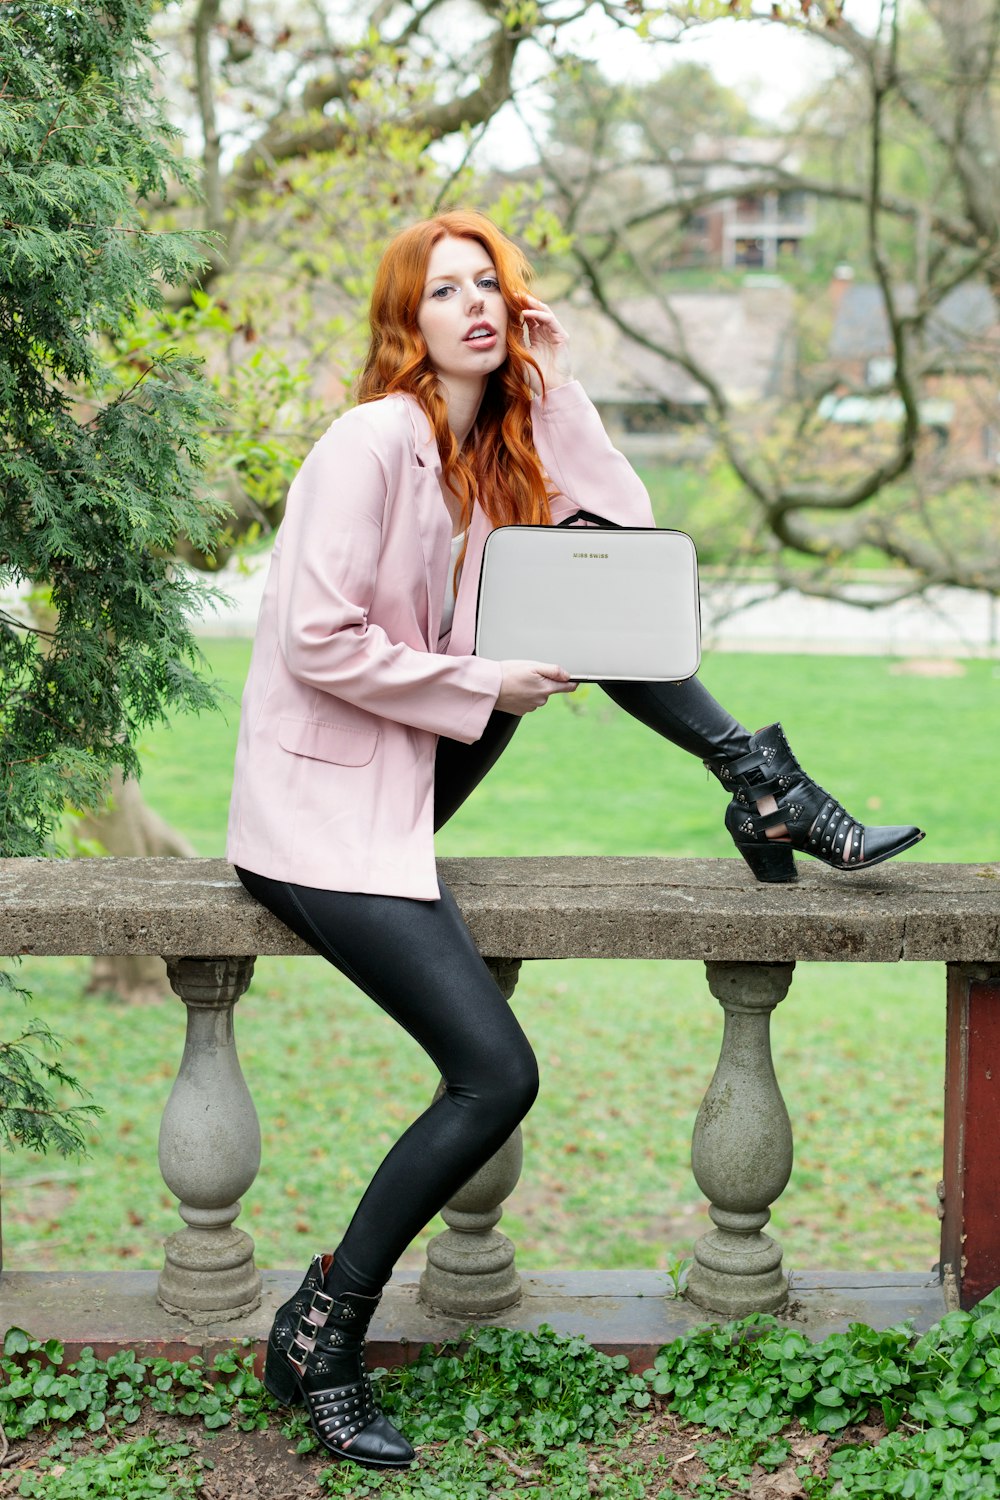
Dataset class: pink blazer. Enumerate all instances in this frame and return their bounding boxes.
[226,381,654,898]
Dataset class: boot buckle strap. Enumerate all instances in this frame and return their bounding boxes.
[758,806,791,831]
[289,1320,318,1369]
[305,1288,335,1326]
[312,1379,365,1408]
[719,746,770,782]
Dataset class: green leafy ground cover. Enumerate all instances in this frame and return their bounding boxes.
[6,1295,1000,1498]
[5,643,997,1277]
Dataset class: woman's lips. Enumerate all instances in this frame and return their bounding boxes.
[464,324,497,349]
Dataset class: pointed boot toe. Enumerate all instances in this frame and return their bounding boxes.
[855,824,925,868]
[342,1412,415,1468]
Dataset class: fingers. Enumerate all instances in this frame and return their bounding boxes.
[525,679,577,712]
[496,661,577,715]
[536,665,577,701]
[519,299,571,394]
[522,309,566,341]
[521,295,567,341]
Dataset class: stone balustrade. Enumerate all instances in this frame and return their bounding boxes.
[1,855,998,1323]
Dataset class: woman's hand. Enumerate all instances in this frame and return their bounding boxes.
[520,295,572,395]
[496,660,577,716]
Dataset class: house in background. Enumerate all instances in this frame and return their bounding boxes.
[658,138,815,271]
[534,136,814,274]
[821,272,1000,466]
[558,279,796,458]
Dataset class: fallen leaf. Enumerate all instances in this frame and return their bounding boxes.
[754,1466,806,1498]
[791,1434,828,1459]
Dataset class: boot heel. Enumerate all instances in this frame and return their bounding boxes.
[736,840,797,884]
[263,1341,303,1406]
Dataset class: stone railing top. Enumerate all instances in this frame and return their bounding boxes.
[1,856,998,965]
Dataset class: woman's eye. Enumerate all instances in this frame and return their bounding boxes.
[478,277,500,291]
[431,285,454,299]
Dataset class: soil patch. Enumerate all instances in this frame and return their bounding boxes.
[0,1406,882,1498]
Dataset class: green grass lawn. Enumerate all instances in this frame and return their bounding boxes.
[4,641,997,1283]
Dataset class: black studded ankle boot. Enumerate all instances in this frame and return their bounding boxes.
[705,722,925,883]
[263,1260,414,1470]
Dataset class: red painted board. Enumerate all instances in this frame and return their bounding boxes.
[942,968,1000,1309]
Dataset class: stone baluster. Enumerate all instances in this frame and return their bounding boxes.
[420,958,525,1316]
[157,956,262,1322]
[686,961,795,1318]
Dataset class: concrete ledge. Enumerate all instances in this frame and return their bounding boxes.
[0,1268,949,1374]
[1,856,998,964]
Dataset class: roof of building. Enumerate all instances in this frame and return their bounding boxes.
[560,282,795,408]
[829,281,998,360]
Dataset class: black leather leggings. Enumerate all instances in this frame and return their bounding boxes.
[236,864,539,1296]
[238,675,750,1296]
[433,678,751,829]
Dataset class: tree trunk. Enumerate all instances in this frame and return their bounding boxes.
[77,772,197,1004]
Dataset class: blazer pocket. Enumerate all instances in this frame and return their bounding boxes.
[277,716,379,767]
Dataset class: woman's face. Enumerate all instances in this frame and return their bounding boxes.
[416,235,510,388]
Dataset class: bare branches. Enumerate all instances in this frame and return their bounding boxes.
[528,1,1000,597]
[0,609,56,640]
[165,0,531,305]
[862,1,919,479]
[223,20,519,189]
[618,167,977,253]
[406,20,519,141]
[192,0,224,254]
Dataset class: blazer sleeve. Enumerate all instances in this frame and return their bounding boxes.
[276,407,502,743]
[530,380,656,527]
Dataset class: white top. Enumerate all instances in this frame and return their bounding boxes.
[438,528,467,643]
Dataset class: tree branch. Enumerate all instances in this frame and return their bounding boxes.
[610,163,979,253]
[192,0,225,259]
[169,6,525,307]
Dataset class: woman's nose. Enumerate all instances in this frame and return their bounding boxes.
[466,285,484,313]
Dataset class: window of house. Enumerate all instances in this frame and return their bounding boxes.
[735,195,763,223]
[866,356,896,387]
[777,190,806,222]
[734,237,765,268]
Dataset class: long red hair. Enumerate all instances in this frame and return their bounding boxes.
[357,212,554,560]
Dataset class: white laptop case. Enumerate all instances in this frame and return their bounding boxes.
[474,523,701,682]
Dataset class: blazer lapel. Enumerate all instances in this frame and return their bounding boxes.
[447,500,491,657]
[401,395,451,645]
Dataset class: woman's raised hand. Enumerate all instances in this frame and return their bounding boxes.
[496,661,577,716]
[520,295,572,394]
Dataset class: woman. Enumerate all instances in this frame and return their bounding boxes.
[227,211,923,1469]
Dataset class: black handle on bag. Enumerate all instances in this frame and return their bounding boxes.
[555,508,622,529]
